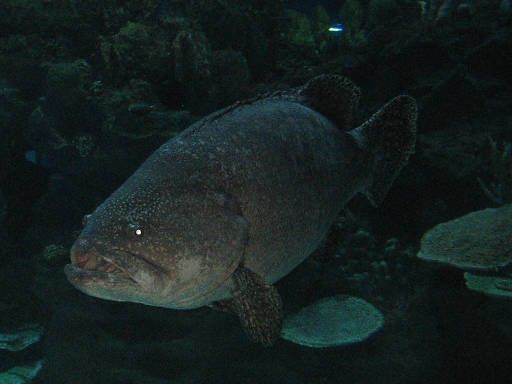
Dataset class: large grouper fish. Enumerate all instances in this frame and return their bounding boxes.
[65,75,417,346]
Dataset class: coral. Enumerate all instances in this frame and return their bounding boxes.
[99,78,194,140]
[192,0,283,78]
[46,59,91,92]
[464,273,512,298]
[172,29,211,84]
[502,0,512,14]
[361,0,424,50]
[72,135,95,157]
[417,128,488,182]
[477,138,512,206]
[285,10,316,50]
[28,59,102,146]
[98,0,162,31]
[110,107,194,140]
[170,28,212,112]
[367,0,426,26]
[209,49,251,108]
[417,204,512,271]
[312,5,330,32]
[420,70,486,132]
[103,79,158,108]
[284,7,351,56]
[0,85,28,180]
[0,1,45,35]
[0,360,44,383]
[434,0,457,22]
[367,0,401,28]
[418,203,512,302]
[100,21,174,85]
[339,0,368,48]
[281,295,384,348]
[246,0,285,74]
[427,0,507,24]
[0,323,43,352]
[100,79,195,140]
[0,191,5,230]
[311,5,330,52]
[22,59,107,174]
[0,35,50,93]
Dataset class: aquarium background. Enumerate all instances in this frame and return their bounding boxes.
[1,0,511,383]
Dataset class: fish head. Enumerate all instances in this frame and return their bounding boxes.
[65,179,247,309]
[65,199,175,306]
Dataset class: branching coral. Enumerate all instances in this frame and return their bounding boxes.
[428,0,510,23]
[340,0,367,48]
[477,137,512,206]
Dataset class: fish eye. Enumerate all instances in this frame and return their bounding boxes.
[82,214,91,227]
[129,223,144,237]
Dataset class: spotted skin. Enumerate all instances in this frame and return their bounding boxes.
[65,75,417,344]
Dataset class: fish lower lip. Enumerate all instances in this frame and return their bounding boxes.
[71,251,126,275]
[64,264,139,285]
[66,260,133,279]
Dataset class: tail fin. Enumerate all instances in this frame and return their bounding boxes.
[360,95,417,207]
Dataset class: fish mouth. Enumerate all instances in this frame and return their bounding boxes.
[65,239,171,301]
[70,250,127,274]
[65,242,140,289]
[64,263,137,287]
[64,243,150,304]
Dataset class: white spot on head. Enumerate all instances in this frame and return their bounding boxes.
[129,223,144,237]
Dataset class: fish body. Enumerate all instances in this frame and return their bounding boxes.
[65,75,417,344]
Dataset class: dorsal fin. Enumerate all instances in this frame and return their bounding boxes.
[189,75,360,133]
[299,74,361,131]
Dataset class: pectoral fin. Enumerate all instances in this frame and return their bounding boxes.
[214,266,283,346]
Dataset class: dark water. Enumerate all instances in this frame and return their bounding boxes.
[1,0,511,383]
